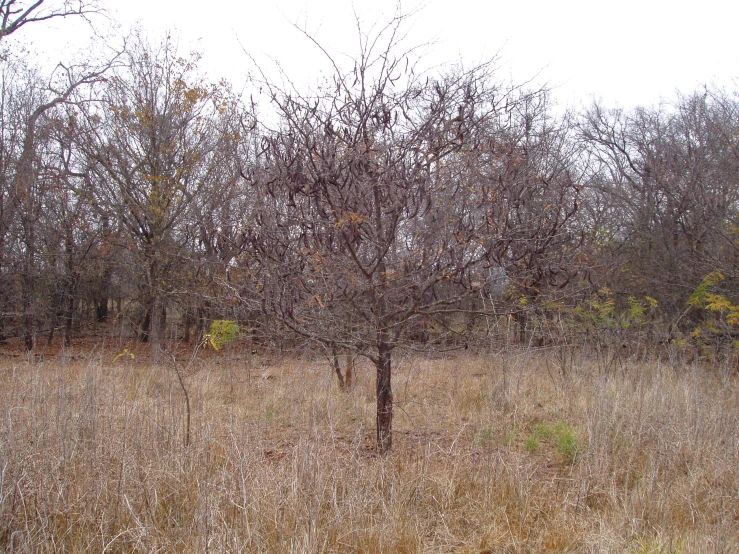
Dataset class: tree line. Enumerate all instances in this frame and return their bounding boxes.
[2,4,739,451]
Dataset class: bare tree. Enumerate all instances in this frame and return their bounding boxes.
[244,13,582,453]
[0,0,100,41]
[475,93,584,342]
[81,34,244,363]
[0,54,114,348]
[0,58,44,343]
[579,92,739,319]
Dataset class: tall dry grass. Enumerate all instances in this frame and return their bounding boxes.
[1,345,738,552]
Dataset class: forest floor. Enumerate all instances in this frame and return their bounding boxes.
[0,340,738,552]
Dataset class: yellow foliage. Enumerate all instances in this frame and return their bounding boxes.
[112,348,135,362]
[334,212,368,228]
[690,272,739,327]
[202,320,240,351]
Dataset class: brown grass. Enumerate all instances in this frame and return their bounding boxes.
[1,344,738,552]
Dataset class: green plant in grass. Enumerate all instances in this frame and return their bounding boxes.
[263,405,276,422]
[525,435,541,452]
[501,428,518,446]
[532,422,554,440]
[474,427,494,446]
[525,420,580,463]
[553,421,580,464]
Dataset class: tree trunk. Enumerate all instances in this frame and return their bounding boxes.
[0,293,6,344]
[22,265,35,351]
[331,345,346,389]
[95,262,111,323]
[46,291,60,346]
[345,352,354,389]
[63,291,75,347]
[372,174,393,454]
[160,303,167,335]
[150,294,163,365]
[513,310,527,344]
[96,297,108,323]
[21,215,36,351]
[145,257,164,365]
[62,231,78,348]
[183,309,192,343]
[139,307,151,342]
[376,342,393,454]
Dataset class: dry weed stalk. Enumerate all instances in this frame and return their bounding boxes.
[0,348,738,552]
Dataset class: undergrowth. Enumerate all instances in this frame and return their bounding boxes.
[0,347,737,552]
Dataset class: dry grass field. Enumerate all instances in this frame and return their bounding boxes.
[1,342,738,552]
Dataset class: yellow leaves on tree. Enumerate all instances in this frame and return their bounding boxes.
[689,271,739,327]
[202,320,240,351]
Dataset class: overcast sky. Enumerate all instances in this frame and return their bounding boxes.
[20,0,739,110]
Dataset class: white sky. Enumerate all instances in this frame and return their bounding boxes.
[16,0,739,110]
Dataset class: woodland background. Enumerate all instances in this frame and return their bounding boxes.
[2,7,738,363]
